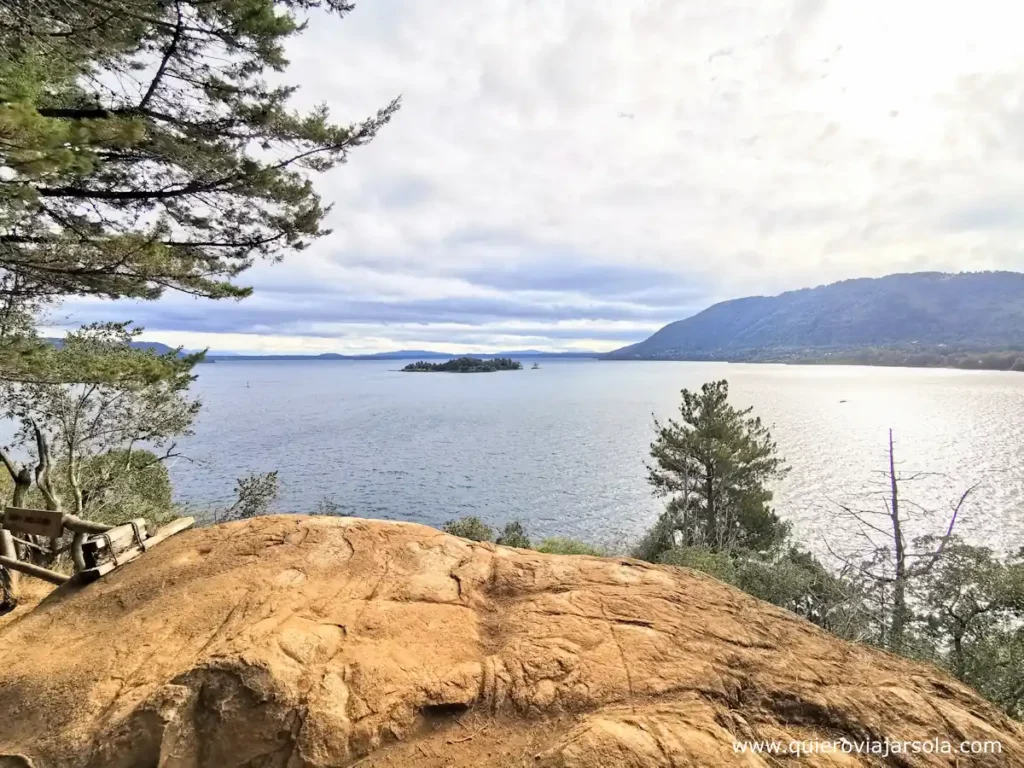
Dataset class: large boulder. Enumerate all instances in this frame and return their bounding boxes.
[0,515,1021,767]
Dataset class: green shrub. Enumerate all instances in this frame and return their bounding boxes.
[658,544,868,640]
[314,497,347,516]
[442,516,494,542]
[74,449,177,527]
[536,537,605,556]
[2,449,179,528]
[220,471,279,521]
[632,509,679,562]
[495,519,530,548]
[658,546,738,583]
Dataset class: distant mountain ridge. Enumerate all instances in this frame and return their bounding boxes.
[605,271,1024,364]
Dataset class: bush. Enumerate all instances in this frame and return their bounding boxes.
[536,537,605,556]
[658,544,868,639]
[442,516,494,542]
[632,509,679,562]
[75,449,177,527]
[0,449,179,528]
[314,497,346,516]
[658,546,738,583]
[495,519,530,548]
[221,471,279,521]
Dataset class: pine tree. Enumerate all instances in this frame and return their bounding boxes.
[647,379,790,554]
[0,0,398,320]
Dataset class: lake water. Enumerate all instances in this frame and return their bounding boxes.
[171,360,1024,554]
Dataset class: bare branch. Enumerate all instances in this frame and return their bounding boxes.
[139,0,184,109]
[907,482,982,578]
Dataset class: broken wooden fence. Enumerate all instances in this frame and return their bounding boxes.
[0,507,194,587]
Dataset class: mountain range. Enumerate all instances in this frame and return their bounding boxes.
[48,272,1024,371]
[605,271,1024,366]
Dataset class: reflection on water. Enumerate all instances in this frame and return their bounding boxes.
[172,360,1024,553]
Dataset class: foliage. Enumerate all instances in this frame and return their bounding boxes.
[647,380,790,557]
[314,497,346,516]
[909,537,1024,718]
[606,271,1024,364]
[0,0,398,314]
[442,516,494,542]
[440,517,600,554]
[658,545,869,639]
[59,449,176,527]
[495,519,531,548]
[402,357,523,373]
[221,471,279,521]
[631,509,680,563]
[535,537,605,556]
[0,324,199,518]
[657,545,737,582]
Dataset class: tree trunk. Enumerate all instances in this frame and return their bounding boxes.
[31,421,61,512]
[10,464,31,508]
[0,447,32,605]
[952,632,965,679]
[705,459,716,548]
[888,428,909,654]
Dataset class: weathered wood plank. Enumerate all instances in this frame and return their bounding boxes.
[77,517,194,584]
[81,519,148,569]
[143,517,195,550]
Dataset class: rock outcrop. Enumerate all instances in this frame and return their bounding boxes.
[0,515,1021,767]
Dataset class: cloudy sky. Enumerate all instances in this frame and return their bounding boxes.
[54,0,1024,353]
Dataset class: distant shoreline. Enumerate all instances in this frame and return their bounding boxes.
[600,355,1024,373]
[399,369,511,373]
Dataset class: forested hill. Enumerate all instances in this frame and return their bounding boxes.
[605,272,1024,367]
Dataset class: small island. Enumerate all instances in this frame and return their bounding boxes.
[402,356,523,373]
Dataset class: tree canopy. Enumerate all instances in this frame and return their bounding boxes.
[0,2,393,600]
[1,0,397,310]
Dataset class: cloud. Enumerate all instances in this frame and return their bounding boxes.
[55,0,1024,352]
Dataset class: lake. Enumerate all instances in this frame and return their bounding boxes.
[172,360,1024,554]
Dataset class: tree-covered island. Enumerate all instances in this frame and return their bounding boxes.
[402,357,523,373]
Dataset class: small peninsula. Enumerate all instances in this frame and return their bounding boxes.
[402,356,523,373]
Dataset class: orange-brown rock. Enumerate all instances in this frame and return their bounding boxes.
[0,515,1021,767]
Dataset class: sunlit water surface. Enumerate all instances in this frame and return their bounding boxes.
[167,360,1024,554]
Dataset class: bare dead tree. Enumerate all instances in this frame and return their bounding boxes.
[825,428,980,653]
[0,444,33,607]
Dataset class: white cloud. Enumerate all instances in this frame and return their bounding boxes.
[66,0,1024,351]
